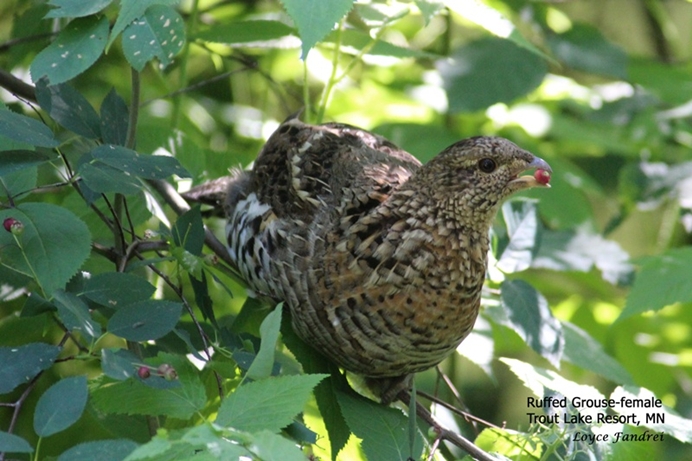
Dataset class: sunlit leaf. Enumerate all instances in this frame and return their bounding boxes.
[246,303,282,380]
[337,391,423,461]
[496,199,542,273]
[281,0,355,59]
[195,20,296,46]
[216,374,327,432]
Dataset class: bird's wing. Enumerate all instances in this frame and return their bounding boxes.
[252,118,422,222]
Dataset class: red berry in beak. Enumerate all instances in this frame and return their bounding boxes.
[534,169,551,186]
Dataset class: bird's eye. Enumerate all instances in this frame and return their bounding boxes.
[478,158,496,173]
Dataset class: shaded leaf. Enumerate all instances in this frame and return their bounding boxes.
[0,431,33,454]
[438,37,547,113]
[100,88,130,146]
[490,280,563,367]
[195,20,295,46]
[621,247,692,320]
[216,374,327,432]
[0,343,60,394]
[337,391,423,461]
[57,439,138,461]
[548,23,627,78]
[246,303,282,380]
[108,300,182,341]
[108,0,179,48]
[325,29,436,58]
[34,375,88,437]
[562,321,633,385]
[172,206,204,255]
[0,150,52,177]
[121,5,185,71]
[0,109,59,148]
[83,272,155,308]
[53,289,102,339]
[30,15,109,85]
[0,203,91,295]
[101,348,141,381]
[79,162,142,195]
[35,79,101,139]
[281,0,355,59]
[90,144,190,179]
[45,0,113,18]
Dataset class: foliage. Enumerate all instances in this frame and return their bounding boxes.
[1,1,692,460]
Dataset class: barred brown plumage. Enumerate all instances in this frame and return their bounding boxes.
[186,116,551,402]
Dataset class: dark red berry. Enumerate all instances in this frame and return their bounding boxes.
[137,366,151,379]
[534,169,551,186]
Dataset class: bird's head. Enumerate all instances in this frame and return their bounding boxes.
[416,136,551,224]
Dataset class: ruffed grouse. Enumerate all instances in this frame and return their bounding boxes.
[187,116,551,402]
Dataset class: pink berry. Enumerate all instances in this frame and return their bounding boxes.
[137,366,151,379]
[534,169,551,186]
[3,217,23,235]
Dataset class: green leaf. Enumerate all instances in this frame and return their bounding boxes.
[247,430,308,461]
[0,150,52,177]
[195,20,295,46]
[90,144,190,179]
[216,374,327,432]
[621,247,692,320]
[415,0,443,25]
[0,168,37,200]
[45,0,113,18]
[0,431,33,454]
[611,386,692,444]
[280,0,355,59]
[35,79,101,139]
[101,348,141,380]
[474,427,542,459]
[108,0,180,49]
[83,272,156,308]
[91,353,206,419]
[79,162,142,195]
[325,29,436,59]
[337,391,423,461]
[496,199,542,274]
[33,375,88,437]
[547,23,627,78]
[438,37,547,113]
[490,280,563,367]
[0,203,91,295]
[0,343,60,394]
[246,303,282,380]
[30,15,109,85]
[107,300,182,341]
[628,58,692,105]
[52,289,102,339]
[100,88,130,146]
[0,109,59,148]
[172,207,204,255]
[562,321,634,385]
[121,5,185,71]
[57,439,138,461]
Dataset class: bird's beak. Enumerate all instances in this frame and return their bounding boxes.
[509,156,552,189]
